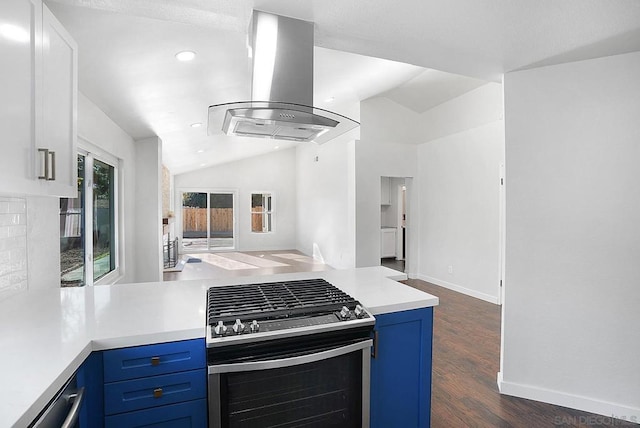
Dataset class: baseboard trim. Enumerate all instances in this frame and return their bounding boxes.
[497,372,640,424]
[416,274,499,304]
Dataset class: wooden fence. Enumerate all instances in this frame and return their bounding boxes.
[182,208,233,234]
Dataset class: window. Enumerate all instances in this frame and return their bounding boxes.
[251,193,273,233]
[60,151,118,286]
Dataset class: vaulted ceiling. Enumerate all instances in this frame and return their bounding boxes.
[47,0,640,173]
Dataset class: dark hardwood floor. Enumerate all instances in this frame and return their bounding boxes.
[403,279,636,428]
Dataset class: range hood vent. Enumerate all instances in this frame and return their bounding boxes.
[208,11,358,144]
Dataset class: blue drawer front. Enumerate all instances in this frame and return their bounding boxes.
[104,369,206,415]
[105,398,207,428]
[103,339,205,382]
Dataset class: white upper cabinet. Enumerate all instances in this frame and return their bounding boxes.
[40,4,77,196]
[0,0,77,198]
[0,0,42,195]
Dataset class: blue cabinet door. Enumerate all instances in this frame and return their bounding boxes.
[77,351,104,427]
[370,307,433,428]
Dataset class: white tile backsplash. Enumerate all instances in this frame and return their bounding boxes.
[0,197,27,300]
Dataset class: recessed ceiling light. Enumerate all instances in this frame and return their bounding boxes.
[274,146,280,150]
[197,149,205,153]
[175,51,196,61]
[190,122,202,128]
[200,163,207,167]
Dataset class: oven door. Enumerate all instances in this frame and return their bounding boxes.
[208,338,372,428]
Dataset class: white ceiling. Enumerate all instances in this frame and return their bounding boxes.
[46,0,640,174]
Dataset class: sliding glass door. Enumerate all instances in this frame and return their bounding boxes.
[60,151,117,286]
[181,191,235,251]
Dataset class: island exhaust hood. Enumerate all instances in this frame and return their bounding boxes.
[207,10,359,144]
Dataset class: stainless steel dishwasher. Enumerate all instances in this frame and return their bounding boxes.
[30,373,85,428]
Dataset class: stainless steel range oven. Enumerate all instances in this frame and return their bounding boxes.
[206,278,375,428]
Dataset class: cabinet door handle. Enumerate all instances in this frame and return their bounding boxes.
[371,330,378,359]
[48,150,56,181]
[153,387,163,398]
[37,148,56,181]
[38,148,49,180]
[151,356,161,366]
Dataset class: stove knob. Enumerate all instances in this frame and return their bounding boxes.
[354,304,366,319]
[250,320,260,333]
[339,306,351,320]
[233,319,245,334]
[214,321,227,336]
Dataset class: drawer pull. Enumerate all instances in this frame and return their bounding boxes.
[151,356,160,366]
[153,388,163,398]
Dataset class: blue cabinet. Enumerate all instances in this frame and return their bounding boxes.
[370,307,434,428]
[102,338,207,428]
[77,351,104,427]
[104,399,207,428]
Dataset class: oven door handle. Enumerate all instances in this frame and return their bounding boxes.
[208,339,373,374]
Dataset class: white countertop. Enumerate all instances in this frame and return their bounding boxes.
[0,267,437,427]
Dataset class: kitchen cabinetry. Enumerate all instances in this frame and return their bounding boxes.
[381,227,397,258]
[102,339,207,428]
[370,307,433,428]
[0,0,77,197]
[380,176,391,205]
[77,351,104,427]
[40,4,78,196]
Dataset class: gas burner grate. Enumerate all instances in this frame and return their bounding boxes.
[207,278,357,325]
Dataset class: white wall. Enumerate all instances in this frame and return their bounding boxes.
[134,137,163,283]
[354,141,418,270]
[357,98,423,271]
[174,148,297,252]
[295,134,356,269]
[500,52,640,420]
[420,83,503,142]
[415,82,504,303]
[417,121,503,303]
[77,92,138,284]
[360,97,422,143]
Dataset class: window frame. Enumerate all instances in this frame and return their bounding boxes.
[177,188,238,252]
[250,191,274,234]
[60,143,121,286]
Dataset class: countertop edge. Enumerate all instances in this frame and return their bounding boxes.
[369,297,440,316]
[91,328,206,351]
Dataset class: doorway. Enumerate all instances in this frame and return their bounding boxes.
[380,177,408,273]
[180,191,236,251]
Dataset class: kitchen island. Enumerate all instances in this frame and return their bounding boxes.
[0,267,438,427]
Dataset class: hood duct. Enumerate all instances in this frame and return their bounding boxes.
[207,10,359,144]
